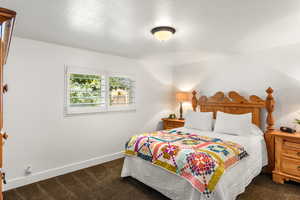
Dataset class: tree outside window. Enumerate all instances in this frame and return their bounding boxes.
[65,66,136,115]
[69,74,102,107]
[109,77,134,106]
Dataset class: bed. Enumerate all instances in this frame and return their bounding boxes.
[121,88,275,200]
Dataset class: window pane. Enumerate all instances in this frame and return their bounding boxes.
[69,74,102,107]
[109,77,134,106]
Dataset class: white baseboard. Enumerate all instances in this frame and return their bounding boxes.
[4,151,124,191]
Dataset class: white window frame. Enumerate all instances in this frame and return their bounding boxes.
[64,66,107,115]
[107,73,136,112]
[64,66,136,115]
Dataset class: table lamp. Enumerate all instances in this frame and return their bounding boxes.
[176,92,189,120]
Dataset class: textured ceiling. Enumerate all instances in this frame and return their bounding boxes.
[2,0,300,66]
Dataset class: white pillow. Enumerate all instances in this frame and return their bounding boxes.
[184,110,213,131]
[214,111,252,136]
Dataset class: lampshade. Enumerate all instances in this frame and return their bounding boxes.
[176,92,189,102]
[151,26,176,41]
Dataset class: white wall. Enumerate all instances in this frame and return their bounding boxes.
[173,44,300,131]
[3,37,174,190]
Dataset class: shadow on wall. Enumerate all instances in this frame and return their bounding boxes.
[136,61,174,132]
[156,121,164,130]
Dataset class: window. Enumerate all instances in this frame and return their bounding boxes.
[108,76,135,111]
[65,66,136,115]
[65,67,106,115]
[69,74,104,106]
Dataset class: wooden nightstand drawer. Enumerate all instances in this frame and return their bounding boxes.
[281,157,300,177]
[282,148,300,160]
[162,118,185,130]
[283,139,300,150]
[165,121,183,128]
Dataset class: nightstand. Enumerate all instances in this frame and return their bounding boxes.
[161,118,185,130]
[270,131,300,184]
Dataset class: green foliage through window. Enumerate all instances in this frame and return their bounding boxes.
[66,68,136,115]
[109,77,134,106]
[69,74,102,106]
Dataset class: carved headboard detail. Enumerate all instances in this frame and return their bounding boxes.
[191,87,275,132]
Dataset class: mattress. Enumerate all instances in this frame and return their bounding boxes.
[121,127,268,200]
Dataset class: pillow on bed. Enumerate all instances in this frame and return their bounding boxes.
[184,110,213,131]
[214,111,252,136]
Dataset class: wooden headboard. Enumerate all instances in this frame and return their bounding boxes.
[191,87,275,132]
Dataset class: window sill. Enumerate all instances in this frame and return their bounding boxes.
[64,105,136,116]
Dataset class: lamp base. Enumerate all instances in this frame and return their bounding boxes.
[179,102,184,121]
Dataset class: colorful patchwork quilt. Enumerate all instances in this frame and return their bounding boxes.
[124,130,248,197]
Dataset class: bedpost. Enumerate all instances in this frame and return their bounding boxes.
[264,87,275,173]
[192,91,197,111]
[265,87,275,132]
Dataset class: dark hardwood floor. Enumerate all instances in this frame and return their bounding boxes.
[3,158,300,200]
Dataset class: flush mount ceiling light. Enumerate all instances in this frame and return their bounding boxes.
[151,26,176,41]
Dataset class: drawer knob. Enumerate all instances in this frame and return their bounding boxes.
[2,133,8,140]
[1,172,6,184]
[3,84,8,93]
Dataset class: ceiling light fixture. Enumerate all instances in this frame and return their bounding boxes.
[151,26,176,41]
